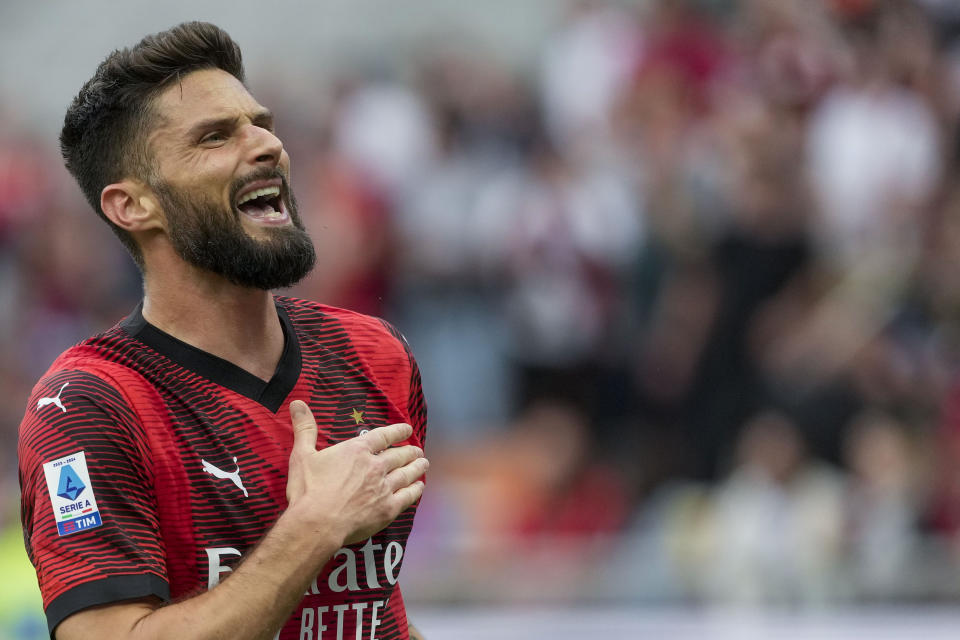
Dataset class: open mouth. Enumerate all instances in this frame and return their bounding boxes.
[235,182,288,223]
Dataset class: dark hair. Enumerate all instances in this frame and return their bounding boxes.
[60,21,245,267]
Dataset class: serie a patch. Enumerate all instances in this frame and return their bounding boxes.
[42,451,103,536]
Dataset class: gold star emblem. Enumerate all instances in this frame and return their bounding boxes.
[351,408,364,425]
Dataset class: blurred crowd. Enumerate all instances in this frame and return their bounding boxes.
[5,0,960,632]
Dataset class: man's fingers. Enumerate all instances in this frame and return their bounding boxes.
[377,445,424,472]
[392,481,425,511]
[361,423,413,453]
[385,458,429,493]
[289,400,319,454]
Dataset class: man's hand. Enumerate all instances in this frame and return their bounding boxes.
[285,400,427,547]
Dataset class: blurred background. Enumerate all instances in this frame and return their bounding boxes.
[4,0,960,637]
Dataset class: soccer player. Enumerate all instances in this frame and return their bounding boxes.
[18,22,429,640]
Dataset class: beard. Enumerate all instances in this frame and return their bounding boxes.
[153,169,316,290]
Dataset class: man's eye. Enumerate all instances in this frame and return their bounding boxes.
[201,131,227,144]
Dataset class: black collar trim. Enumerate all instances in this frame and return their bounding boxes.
[119,299,301,413]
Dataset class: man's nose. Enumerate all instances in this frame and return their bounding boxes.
[244,124,283,166]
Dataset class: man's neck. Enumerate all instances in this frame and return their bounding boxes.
[141,268,286,383]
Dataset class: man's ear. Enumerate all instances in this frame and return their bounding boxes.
[100,180,165,232]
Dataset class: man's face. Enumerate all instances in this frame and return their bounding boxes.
[145,68,315,289]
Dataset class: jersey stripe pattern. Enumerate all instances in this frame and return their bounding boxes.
[19,296,427,640]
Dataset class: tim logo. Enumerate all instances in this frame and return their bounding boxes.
[57,465,85,501]
[58,515,101,535]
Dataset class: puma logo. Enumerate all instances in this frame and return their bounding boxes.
[201,457,249,498]
[37,383,70,413]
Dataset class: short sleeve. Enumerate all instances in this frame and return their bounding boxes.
[18,369,169,636]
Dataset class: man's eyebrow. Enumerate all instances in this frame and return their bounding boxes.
[251,109,274,129]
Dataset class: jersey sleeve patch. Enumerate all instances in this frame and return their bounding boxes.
[42,451,103,537]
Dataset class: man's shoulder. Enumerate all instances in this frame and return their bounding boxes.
[40,324,139,383]
[19,337,148,458]
[25,321,154,420]
[277,296,407,347]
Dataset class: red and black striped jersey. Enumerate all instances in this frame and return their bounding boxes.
[18,296,427,639]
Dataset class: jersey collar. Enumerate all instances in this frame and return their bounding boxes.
[119,298,301,413]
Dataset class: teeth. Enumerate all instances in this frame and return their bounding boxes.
[237,186,280,205]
